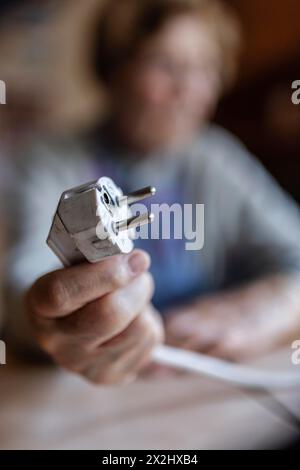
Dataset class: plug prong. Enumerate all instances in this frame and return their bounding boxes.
[118,186,156,206]
[114,212,154,233]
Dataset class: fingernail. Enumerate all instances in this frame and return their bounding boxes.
[128,251,150,275]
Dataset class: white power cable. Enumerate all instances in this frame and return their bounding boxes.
[153,345,300,390]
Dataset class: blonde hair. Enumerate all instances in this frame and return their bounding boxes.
[93,0,242,92]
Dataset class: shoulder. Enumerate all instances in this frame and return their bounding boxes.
[199,124,257,171]
[196,125,273,195]
[7,134,96,226]
[15,133,88,173]
[13,133,95,195]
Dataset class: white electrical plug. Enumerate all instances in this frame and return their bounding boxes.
[47,177,155,267]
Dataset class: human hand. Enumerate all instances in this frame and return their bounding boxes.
[26,250,164,384]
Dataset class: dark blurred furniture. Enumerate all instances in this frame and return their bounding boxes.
[216,53,300,202]
[217,0,300,203]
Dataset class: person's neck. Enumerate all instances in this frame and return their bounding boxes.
[109,116,200,158]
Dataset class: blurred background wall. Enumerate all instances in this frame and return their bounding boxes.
[218,0,300,202]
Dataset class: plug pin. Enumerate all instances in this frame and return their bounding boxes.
[118,186,156,206]
[114,212,154,233]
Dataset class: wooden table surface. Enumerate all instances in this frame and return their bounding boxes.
[0,349,300,450]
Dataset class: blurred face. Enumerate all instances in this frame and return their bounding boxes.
[111,14,222,152]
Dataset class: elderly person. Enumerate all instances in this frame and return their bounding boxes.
[5,0,300,384]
